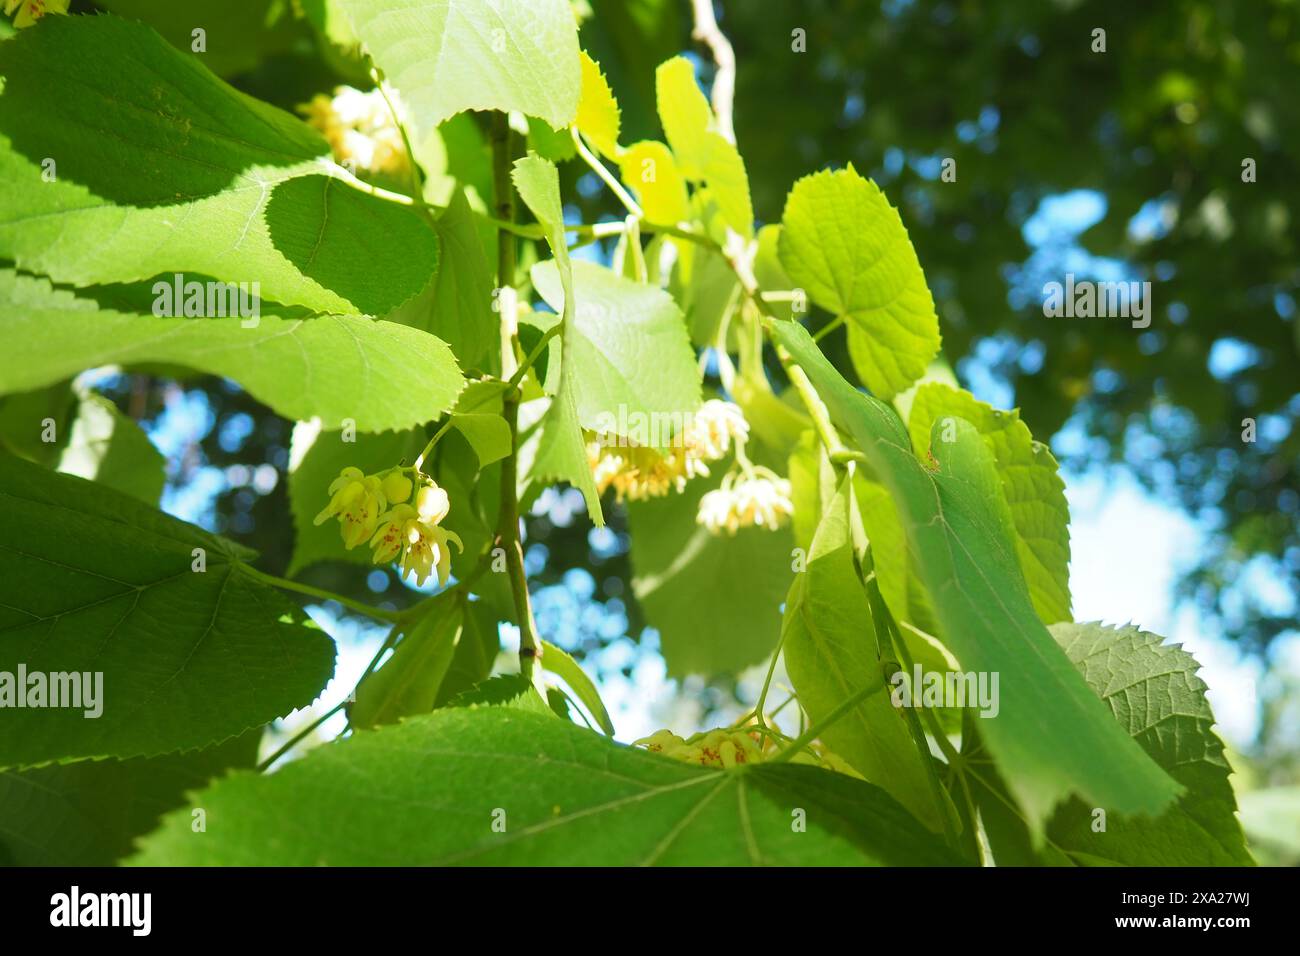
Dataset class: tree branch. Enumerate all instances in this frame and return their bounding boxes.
[690,0,738,143]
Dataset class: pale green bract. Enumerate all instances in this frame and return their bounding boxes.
[511,153,603,525]
[769,319,1182,833]
[781,476,948,832]
[654,56,754,237]
[908,383,1072,625]
[57,390,166,507]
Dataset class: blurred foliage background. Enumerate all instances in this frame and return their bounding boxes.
[9,0,1295,856]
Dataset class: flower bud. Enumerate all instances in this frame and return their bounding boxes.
[415,483,451,524]
[381,472,413,505]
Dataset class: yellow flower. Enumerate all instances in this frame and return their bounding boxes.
[398,517,463,588]
[683,399,749,461]
[7,0,69,29]
[633,729,687,753]
[636,727,766,768]
[313,466,386,550]
[415,482,451,525]
[368,503,414,565]
[697,471,794,536]
[586,439,687,502]
[584,401,751,503]
[298,86,410,179]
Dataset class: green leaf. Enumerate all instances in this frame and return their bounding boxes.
[263,174,441,316]
[56,390,165,506]
[907,383,1072,624]
[337,0,581,134]
[95,0,303,77]
[446,674,551,717]
[778,165,940,399]
[0,454,336,770]
[698,135,754,239]
[768,319,1181,831]
[753,224,796,321]
[434,600,501,707]
[129,708,963,865]
[530,259,701,435]
[0,271,464,433]
[1036,623,1252,865]
[512,153,603,525]
[526,117,578,163]
[0,15,436,316]
[781,477,947,831]
[575,50,622,158]
[451,414,511,467]
[653,57,752,237]
[628,463,794,675]
[618,140,691,225]
[0,731,260,866]
[654,56,713,180]
[671,235,739,346]
[451,380,513,468]
[350,594,465,730]
[0,383,77,468]
[540,639,614,735]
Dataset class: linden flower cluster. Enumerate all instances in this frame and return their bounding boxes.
[299,86,411,179]
[586,399,749,503]
[5,0,68,29]
[314,466,462,587]
[635,728,858,776]
[635,728,766,769]
[696,468,795,536]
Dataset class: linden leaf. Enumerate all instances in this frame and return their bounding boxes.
[778,165,940,399]
[129,709,964,865]
[0,271,464,433]
[0,455,335,770]
[575,51,622,158]
[336,0,581,133]
[0,15,438,316]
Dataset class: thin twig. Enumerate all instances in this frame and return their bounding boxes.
[242,566,401,623]
[257,701,346,772]
[690,0,737,143]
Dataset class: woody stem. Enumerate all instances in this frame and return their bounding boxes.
[492,111,542,681]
